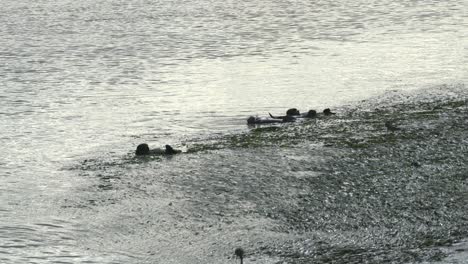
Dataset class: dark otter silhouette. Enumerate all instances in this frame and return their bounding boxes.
[269,108,301,119]
[269,109,316,120]
[234,248,245,264]
[323,108,336,115]
[286,108,300,116]
[164,145,181,155]
[135,143,181,156]
[135,143,151,155]
[303,109,317,118]
[274,114,296,122]
[268,108,297,121]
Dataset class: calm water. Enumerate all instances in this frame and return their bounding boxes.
[1,0,467,263]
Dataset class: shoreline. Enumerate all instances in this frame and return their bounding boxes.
[66,84,468,263]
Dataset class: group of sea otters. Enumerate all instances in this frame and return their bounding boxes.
[247,107,335,124]
[135,108,336,156]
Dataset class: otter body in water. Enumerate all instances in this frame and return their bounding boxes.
[135,143,181,156]
[250,108,335,125]
[247,116,283,124]
[269,109,317,119]
[268,108,301,119]
[303,109,317,118]
[323,108,336,115]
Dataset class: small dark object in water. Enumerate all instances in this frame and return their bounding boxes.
[135,143,150,155]
[234,248,245,264]
[286,108,300,116]
[270,109,317,119]
[165,144,181,155]
[249,107,313,124]
[304,109,317,118]
[385,121,400,131]
[411,161,421,167]
[323,108,336,115]
[135,143,181,156]
[269,108,301,119]
[260,114,295,123]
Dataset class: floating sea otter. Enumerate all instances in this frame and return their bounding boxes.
[285,108,300,116]
[247,108,334,124]
[135,143,181,156]
[323,108,336,115]
[269,109,317,119]
[246,108,299,124]
[247,116,284,124]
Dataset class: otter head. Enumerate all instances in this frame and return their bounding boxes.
[165,145,178,155]
[135,143,150,156]
[286,108,300,116]
[247,116,256,124]
[306,110,317,118]
[323,108,335,115]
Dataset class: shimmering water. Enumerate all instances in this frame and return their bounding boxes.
[1,0,467,263]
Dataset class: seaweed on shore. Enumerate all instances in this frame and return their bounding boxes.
[180,92,468,263]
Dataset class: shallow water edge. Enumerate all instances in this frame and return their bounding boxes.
[50,84,468,263]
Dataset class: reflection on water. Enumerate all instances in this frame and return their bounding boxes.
[0,216,124,264]
[0,0,467,263]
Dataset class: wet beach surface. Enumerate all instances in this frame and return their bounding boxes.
[58,87,468,263]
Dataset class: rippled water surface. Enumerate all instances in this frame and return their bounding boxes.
[1,0,467,263]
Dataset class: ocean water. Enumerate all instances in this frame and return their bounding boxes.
[0,0,467,263]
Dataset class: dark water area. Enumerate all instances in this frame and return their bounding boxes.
[53,86,468,263]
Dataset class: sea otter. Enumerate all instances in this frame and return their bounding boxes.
[135,143,181,156]
[303,109,317,118]
[269,109,317,119]
[247,116,284,124]
[323,108,336,115]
